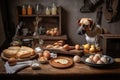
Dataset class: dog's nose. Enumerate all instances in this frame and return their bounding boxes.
[77,26,85,35]
[77,30,86,35]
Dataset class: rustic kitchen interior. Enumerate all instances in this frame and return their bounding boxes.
[0,0,120,80]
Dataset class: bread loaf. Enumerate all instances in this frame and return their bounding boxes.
[2,46,35,59]
[3,49,18,58]
[16,46,35,58]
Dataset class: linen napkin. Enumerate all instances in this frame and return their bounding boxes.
[4,60,33,74]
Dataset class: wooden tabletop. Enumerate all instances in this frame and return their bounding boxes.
[0,56,120,80]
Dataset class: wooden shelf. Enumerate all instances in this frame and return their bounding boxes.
[18,14,60,17]
[18,35,67,40]
[16,7,66,43]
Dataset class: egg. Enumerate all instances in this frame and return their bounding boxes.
[75,44,80,50]
[94,53,102,58]
[46,30,50,35]
[73,55,81,63]
[85,58,92,63]
[89,55,94,59]
[96,60,103,64]
[38,52,43,57]
[43,50,50,59]
[100,56,108,64]
[50,31,56,36]
[8,57,17,66]
[93,56,100,63]
[53,28,58,31]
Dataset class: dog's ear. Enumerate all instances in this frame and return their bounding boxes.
[77,19,81,24]
[88,19,94,31]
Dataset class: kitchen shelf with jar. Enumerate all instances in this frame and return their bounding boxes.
[16,6,67,43]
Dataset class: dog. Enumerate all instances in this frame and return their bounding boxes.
[77,18,109,46]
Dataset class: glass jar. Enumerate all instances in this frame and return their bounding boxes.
[51,3,57,15]
[27,4,32,15]
[22,5,26,15]
[45,7,50,15]
[35,4,41,14]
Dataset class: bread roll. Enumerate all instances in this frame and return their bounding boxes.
[16,51,32,59]
[8,57,17,66]
[3,49,18,58]
[8,46,20,50]
[16,46,35,58]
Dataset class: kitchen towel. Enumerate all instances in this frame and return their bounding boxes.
[4,60,32,74]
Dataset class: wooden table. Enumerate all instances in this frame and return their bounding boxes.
[0,56,120,80]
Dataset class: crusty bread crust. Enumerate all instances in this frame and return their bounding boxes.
[3,49,18,58]
[8,46,20,50]
[2,46,35,59]
[16,46,35,58]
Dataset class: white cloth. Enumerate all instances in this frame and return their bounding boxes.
[4,60,32,74]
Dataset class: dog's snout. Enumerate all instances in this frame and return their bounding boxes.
[77,26,86,35]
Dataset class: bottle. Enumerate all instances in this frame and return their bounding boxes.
[35,4,41,14]
[33,25,40,48]
[33,33,43,55]
[27,4,32,15]
[45,7,50,15]
[51,3,57,15]
[22,5,26,15]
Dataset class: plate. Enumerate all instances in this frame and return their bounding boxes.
[49,57,74,69]
[1,53,38,61]
[81,54,114,68]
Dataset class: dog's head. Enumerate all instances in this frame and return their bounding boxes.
[77,18,95,35]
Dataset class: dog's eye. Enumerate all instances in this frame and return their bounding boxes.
[83,25,88,27]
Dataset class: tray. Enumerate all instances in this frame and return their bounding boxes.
[44,48,83,56]
[1,53,38,62]
[49,57,74,69]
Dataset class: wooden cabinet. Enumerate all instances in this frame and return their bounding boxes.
[16,7,67,46]
[16,7,67,41]
[99,34,120,58]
